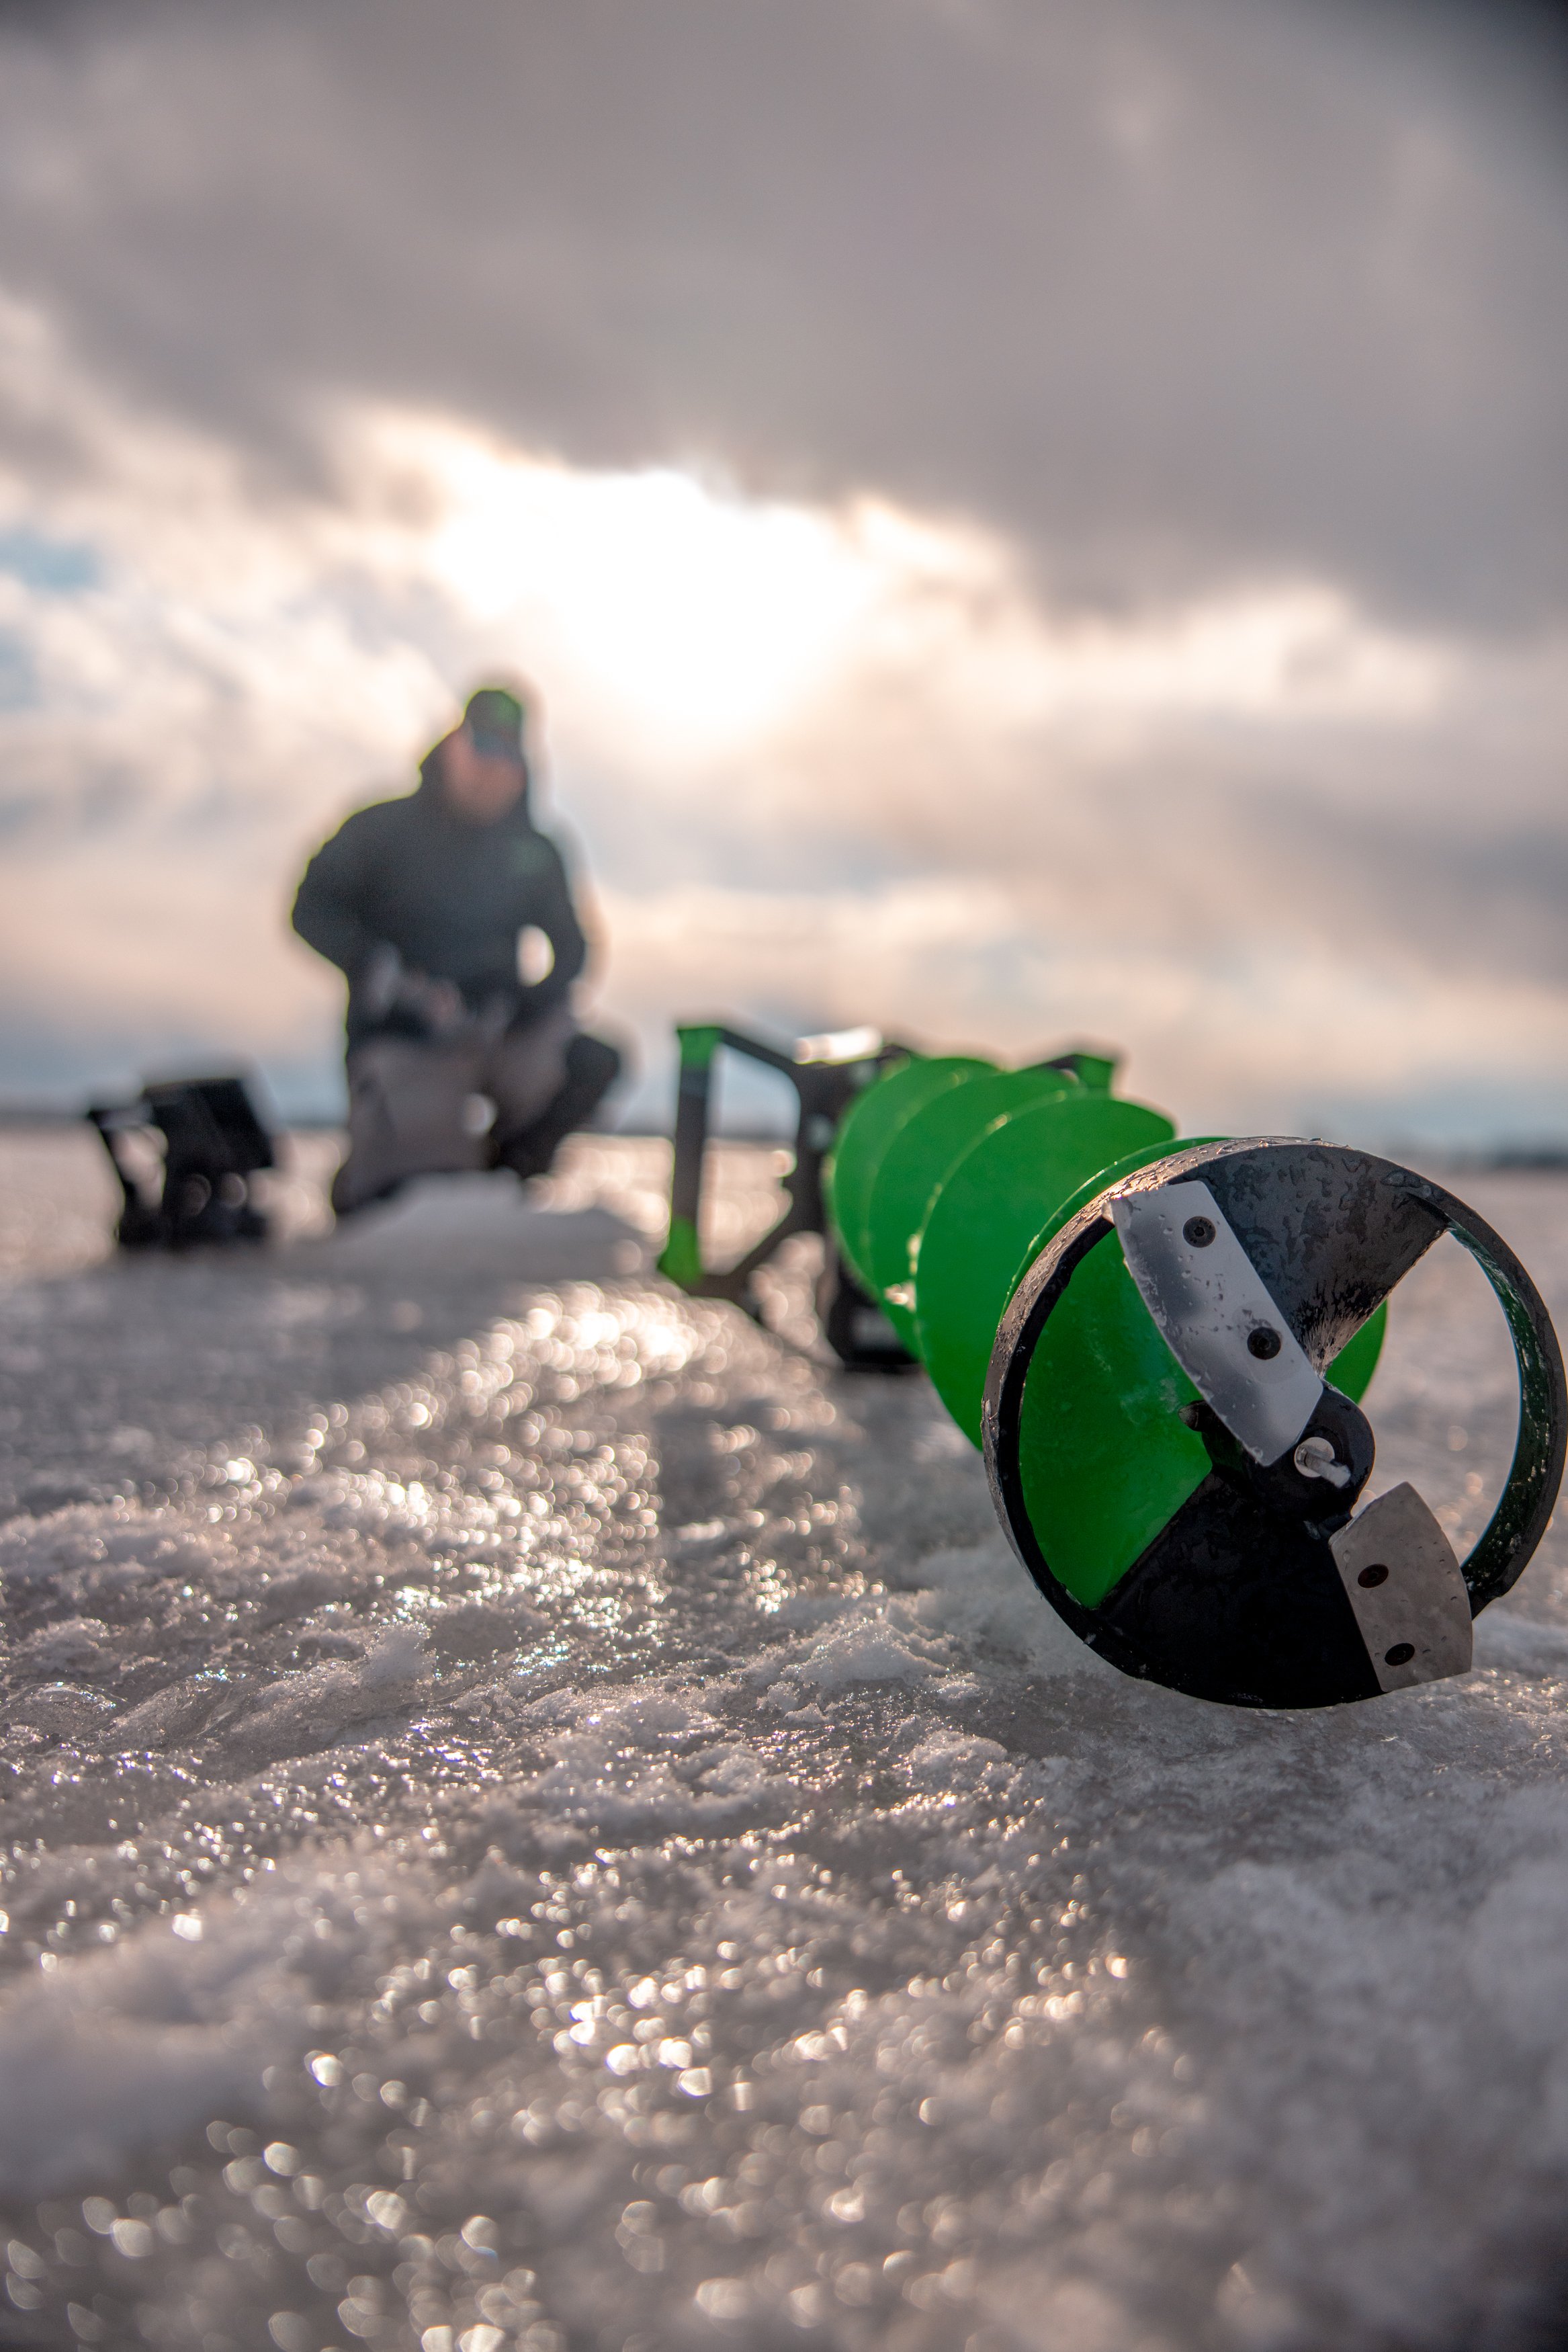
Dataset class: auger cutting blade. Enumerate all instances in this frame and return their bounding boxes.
[1329,1484,1473,1692]
[984,1140,1566,1710]
[1112,1179,1325,1466]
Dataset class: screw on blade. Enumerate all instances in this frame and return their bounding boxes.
[1294,1433,1351,1488]
[1329,1484,1473,1691]
[1111,1179,1323,1465]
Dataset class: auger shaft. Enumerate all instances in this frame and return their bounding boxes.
[662,1027,1565,1708]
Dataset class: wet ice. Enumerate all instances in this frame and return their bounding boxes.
[0,1131,1565,2351]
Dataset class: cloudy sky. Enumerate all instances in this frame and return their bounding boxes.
[0,0,1563,1142]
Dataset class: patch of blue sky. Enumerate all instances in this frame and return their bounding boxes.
[1303,1073,1568,1158]
[0,525,100,595]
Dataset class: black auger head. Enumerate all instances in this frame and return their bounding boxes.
[984,1141,1566,1710]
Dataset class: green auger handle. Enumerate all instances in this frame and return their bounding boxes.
[658,1021,912,1368]
[662,1024,1567,1711]
[824,1049,1565,1710]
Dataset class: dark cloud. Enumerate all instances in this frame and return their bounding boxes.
[0,0,1563,1140]
[0,0,1563,627]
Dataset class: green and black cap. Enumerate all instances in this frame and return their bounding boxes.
[464,685,526,759]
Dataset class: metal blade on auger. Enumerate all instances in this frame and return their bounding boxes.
[1080,1469,1474,1706]
[1112,1179,1323,1465]
[1329,1484,1473,1691]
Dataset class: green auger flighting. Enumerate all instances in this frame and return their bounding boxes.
[658,1022,1566,1712]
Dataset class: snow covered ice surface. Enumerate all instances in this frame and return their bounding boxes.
[0,1127,1566,2352]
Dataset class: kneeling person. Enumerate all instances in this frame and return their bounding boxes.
[292,685,621,1216]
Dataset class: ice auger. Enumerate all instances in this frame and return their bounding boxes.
[660,1028,1565,1709]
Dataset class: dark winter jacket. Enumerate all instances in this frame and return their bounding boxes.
[292,751,588,1043]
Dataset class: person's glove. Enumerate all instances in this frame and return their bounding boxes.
[357,945,470,1038]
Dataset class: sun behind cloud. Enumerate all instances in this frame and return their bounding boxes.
[0,329,1565,1144]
